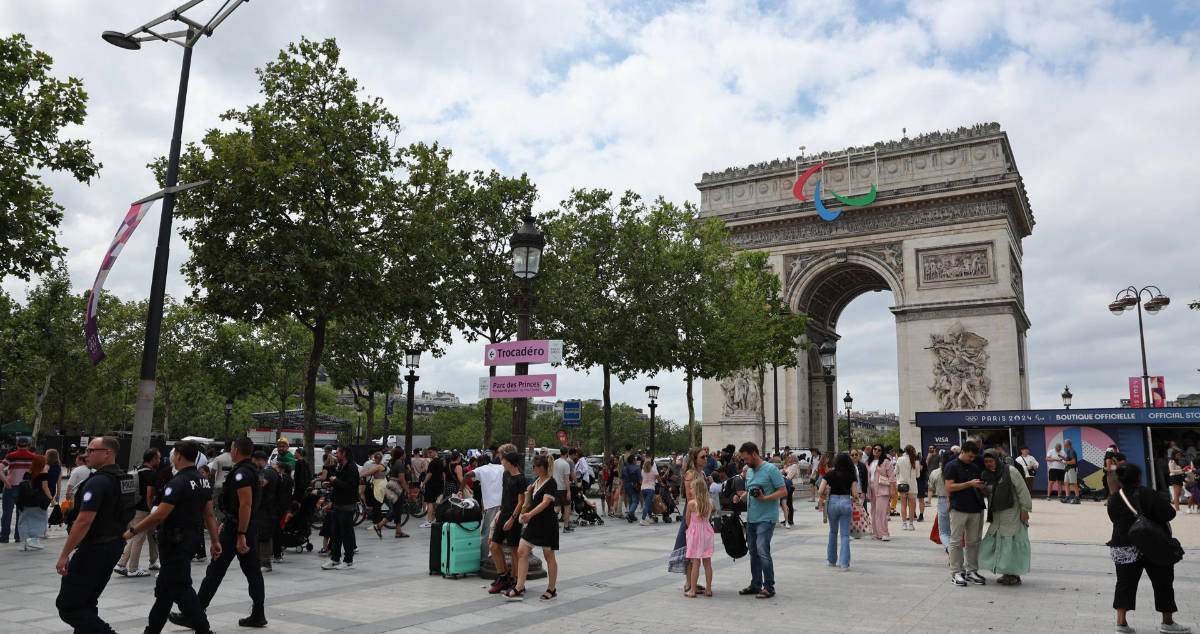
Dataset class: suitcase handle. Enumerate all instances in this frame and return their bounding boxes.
[453,521,481,531]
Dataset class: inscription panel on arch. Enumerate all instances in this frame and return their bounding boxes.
[916,242,995,289]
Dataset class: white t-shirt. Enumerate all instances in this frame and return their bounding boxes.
[1016,455,1039,475]
[1045,449,1065,470]
[709,481,722,510]
[65,465,92,497]
[574,458,591,483]
[473,463,505,510]
[552,457,572,489]
[210,452,233,489]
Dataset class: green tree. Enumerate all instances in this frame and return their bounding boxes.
[0,34,101,281]
[443,170,538,448]
[165,37,457,462]
[257,317,311,430]
[9,264,77,438]
[324,317,404,443]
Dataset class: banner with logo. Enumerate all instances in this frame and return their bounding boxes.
[1149,376,1166,408]
[1128,377,1144,409]
[85,200,158,365]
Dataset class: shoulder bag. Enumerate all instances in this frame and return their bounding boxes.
[1118,488,1184,566]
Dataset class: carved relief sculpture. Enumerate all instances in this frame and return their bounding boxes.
[720,368,761,418]
[917,243,995,288]
[927,324,990,410]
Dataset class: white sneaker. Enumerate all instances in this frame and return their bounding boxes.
[341,561,354,570]
[113,565,128,576]
[128,569,150,577]
[321,560,341,570]
[1159,623,1191,633]
[1114,626,1135,634]
[880,536,890,541]
[419,522,432,528]
[639,519,647,526]
[149,561,160,570]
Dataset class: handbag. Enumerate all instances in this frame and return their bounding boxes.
[48,504,63,526]
[929,514,941,544]
[850,505,868,537]
[1118,488,1184,566]
[897,483,910,493]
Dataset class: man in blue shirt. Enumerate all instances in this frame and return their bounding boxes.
[1061,439,1081,504]
[702,446,717,477]
[732,442,786,599]
[943,441,987,587]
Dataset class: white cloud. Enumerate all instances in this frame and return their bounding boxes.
[2,0,1199,431]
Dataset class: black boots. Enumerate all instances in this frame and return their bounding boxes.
[238,607,268,628]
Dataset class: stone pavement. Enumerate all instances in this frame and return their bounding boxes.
[2,495,1198,634]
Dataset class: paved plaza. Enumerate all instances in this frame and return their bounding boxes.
[2,495,1198,634]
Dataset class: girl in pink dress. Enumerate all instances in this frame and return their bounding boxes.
[684,476,715,597]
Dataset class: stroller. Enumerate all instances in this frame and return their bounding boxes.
[570,482,604,526]
[652,481,679,523]
[279,489,318,553]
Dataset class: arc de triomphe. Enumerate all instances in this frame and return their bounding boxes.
[699,123,1033,452]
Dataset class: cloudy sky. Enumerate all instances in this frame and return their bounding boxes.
[3,0,1199,429]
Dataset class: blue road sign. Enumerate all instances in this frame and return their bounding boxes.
[562,400,582,427]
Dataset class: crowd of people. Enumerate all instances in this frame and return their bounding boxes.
[0,431,1193,633]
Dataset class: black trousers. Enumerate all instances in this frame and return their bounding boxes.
[147,532,209,633]
[56,537,125,634]
[328,506,356,564]
[197,523,265,610]
[785,486,795,524]
[1114,558,1177,613]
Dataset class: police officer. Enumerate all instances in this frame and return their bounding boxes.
[177,436,267,628]
[55,436,130,633]
[125,440,220,634]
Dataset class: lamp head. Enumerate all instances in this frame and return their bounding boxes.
[1107,300,1125,316]
[646,385,660,401]
[1143,294,1170,314]
[405,348,421,369]
[225,398,233,412]
[818,340,836,370]
[102,31,141,50]
[509,214,545,279]
[1061,385,1073,408]
[843,390,853,408]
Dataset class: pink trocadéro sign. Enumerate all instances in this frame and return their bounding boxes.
[478,374,557,399]
[484,340,563,366]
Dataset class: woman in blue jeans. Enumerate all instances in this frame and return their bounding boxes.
[639,458,659,525]
[818,453,862,570]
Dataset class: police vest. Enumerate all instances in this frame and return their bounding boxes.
[220,461,260,521]
[73,467,137,542]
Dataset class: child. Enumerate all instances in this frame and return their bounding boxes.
[709,471,724,512]
[684,476,715,597]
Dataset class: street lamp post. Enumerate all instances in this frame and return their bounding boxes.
[508,215,545,455]
[843,390,853,451]
[355,404,363,444]
[105,0,248,468]
[646,386,660,457]
[819,340,836,454]
[1108,285,1170,407]
[1061,386,1073,410]
[224,397,233,442]
[403,349,421,455]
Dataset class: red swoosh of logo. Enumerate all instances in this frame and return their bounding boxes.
[792,162,828,201]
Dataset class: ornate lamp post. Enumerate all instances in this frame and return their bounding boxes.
[843,390,853,451]
[1061,385,1073,410]
[1108,285,1170,407]
[819,340,836,453]
[403,349,421,454]
[105,0,248,468]
[646,386,660,457]
[508,215,545,454]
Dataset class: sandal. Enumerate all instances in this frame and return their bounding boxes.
[374,525,383,539]
[704,588,713,597]
[394,533,409,538]
[756,589,775,599]
[504,587,525,600]
[684,590,696,598]
[738,586,760,595]
[540,588,557,601]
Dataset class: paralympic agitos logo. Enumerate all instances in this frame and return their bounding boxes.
[792,162,877,221]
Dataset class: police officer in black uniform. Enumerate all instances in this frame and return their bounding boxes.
[55,436,131,633]
[125,440,220,634]
[179,436,267,628]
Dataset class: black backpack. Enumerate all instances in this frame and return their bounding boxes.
[720,512,748,559]
[64,469,136,532]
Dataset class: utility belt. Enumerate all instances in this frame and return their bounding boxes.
[157,525,201,546]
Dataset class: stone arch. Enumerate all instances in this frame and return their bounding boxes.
[786,251,904,336]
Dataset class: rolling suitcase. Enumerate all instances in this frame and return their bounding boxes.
[440,521,481,578]
[428,521,444,575]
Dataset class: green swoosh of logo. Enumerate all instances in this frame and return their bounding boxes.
[829,184,877,207]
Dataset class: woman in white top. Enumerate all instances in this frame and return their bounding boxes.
[1014,447,1039,496]
[781,454,801,528]
[895,445,922,531]
[925,450,953,550]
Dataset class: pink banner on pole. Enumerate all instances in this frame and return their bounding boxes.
[1128,377,1144,408]
[85,200,158,365]
[1149,376,1166,407]
[484,340,562,366]
[478,374,557,399]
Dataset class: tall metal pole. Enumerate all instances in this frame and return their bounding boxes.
[844,402,852,452]
[1135,296,1151,407]
[404,370,417,454]
[772,365,780,454]
[128,34,193,469]
[648,401,657,458]
[511,279,532,453]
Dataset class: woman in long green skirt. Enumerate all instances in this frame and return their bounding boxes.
[978,448,1032,585]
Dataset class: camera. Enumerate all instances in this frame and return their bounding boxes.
[748,486,764,498]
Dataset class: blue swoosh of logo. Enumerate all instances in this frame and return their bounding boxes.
[814,179,841,221]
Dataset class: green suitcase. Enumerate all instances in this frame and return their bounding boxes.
[440,521,481,578]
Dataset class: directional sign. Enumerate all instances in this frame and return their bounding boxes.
[484,340,563,366]
[562,400,582,427]
[479,374,557,399]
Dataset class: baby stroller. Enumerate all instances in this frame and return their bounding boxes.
[280,490,318,553]
[570,482,604,526]
[653,481,678,523]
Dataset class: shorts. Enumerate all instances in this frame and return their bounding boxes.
[1064,469,1078,485]
[423,486,442,504]
[554,490,568,507]
[490,517,522,548]
[1169,474,1185,487]
[1048,469,1065,482]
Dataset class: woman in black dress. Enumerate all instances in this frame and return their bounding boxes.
[505,454,558,601]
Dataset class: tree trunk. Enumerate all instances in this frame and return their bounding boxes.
[302,316,327,469]
[757,365,766,453]
[602,364,612,461]
[31,366,52,441]
[162,386,171,441]
[365,391,376,443]
[482,365,496,448]
[686,371,696,448]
